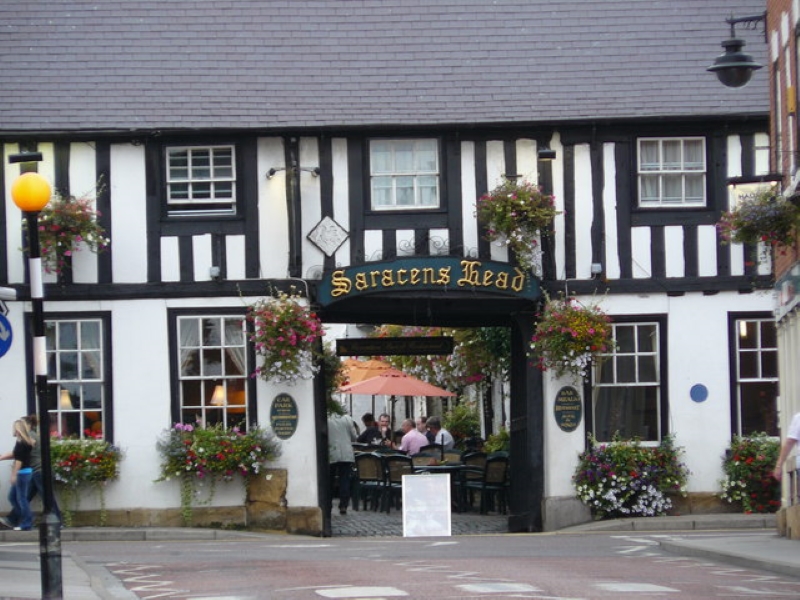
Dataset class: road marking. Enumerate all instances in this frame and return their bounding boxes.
[595,582,679,593]
[456,582,540,593]
[315,587,408,598]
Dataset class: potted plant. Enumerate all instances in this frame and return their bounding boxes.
[156,422,281,526]
[719,433,781,514]
[529,296,614,379]
[573,435,689,520]
[246,288,324,384]
[476,178,559,272]
[51,433,122,526]
[717,190,800,248]
[26,191,110,276]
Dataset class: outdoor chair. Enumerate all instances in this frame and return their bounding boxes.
[458,451,487,510]
[418,443,444,460]
[443,449,463,464]
[411,452,439,468]
[382,454,414,513]
[353,453,387,511]
[464,454,509,514]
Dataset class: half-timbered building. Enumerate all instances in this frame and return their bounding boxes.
[0,1,775,534]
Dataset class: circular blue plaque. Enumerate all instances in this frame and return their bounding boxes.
[690,384,708,403]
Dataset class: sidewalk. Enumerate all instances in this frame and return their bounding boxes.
[0,513,795,599]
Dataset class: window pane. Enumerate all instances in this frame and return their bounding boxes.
[415,142,437,171]
[662,140,681,170]
[684,140,704,170]
[371,143,392,173]
[394,143,414,171]
[684,174,704,202]
[203,348,223,376]
[170,183,189,200]
[395,176,414,206]
[60,352,79,380]
[761,350,778,378]
[739,351,758,378]
[81,351,101,379]
[638,355,657,382]
[760,321,777,347]
[372,177,392,206]
[739,381,779,436]
[616,326,635,353]
[191,150,211,179]
[662,175,683,202]
[639,176,659,203]
[203,319,221,345]
[182,380,202,407]
[215,181,233,198]
[739,321,758,348]
[83,382,102,409]
[639,141,660,170]
[81,321,101,348]
[193,182,211,199]
[60,322,78,349]
[369,139,440,210]
[637,325,656,353]
[617,356,637,383]
[593,386,658,442]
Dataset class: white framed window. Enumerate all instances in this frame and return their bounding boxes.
[166,146,236,215]
[592,322,661,442]
[638,137,706,207]
[46,318,108,439]
[370,139,440,210]
[177,315,248,428]
[734,318,779,436]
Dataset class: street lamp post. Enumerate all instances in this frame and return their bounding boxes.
[9,153,63,599]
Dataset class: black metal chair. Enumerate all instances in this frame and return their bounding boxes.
[418,443,445,460]
[353,453,387,511]
[458,451,487,510]
[382,454,414,513]
[464,454,508,514]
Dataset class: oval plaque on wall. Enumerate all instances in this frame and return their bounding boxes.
[270,393,298,440]
[554,386,582,433]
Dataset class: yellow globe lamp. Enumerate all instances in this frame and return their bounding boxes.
[11,171,52,212]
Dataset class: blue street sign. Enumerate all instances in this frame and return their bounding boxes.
[0,314,12,358]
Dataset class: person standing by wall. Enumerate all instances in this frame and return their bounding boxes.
[328,409,357,515]
[773,412,800,491]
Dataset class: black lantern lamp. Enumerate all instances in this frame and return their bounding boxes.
[708,13,766,88]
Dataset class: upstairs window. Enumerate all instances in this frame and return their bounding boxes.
[370,139,440,210]
[638,137,706,207]
[166,146,236,215]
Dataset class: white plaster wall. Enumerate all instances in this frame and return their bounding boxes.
[460,141,478,258]
[486,140,508,264]
[602,143,621,280]
[68,142,99,284]
[331,138,351,267]
[299,137,324,279]
[160,238,180,282]
[192,234,213,282]
[3,143,25,284]
[515,139,537,183]
[544,289,775,503]
[573,144,593,280]
[110,144,148,283]
[258,137,290,278]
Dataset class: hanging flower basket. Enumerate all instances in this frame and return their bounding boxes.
[476,178,559,272]
[529,296,614,378]
[717,191,800,248]
[246,289,324,384]
[23,192,110,276]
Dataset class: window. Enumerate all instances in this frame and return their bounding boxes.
[177,315,249,427]
[166,146,236,215]
[592,322,661,442]
[370,139,439,210]
[46,317,109,439]
[734,318,779,436]
[638,137,706,207]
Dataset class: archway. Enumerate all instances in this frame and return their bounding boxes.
[312,257,545,535]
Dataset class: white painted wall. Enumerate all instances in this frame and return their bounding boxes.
[110,144,148,283]
[258,137,290,278]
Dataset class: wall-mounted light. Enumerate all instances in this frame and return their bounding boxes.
[267,166,321,179]
[708,12,766,88]
[538,146,557,161]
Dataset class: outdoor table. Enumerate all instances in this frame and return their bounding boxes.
[413,463,471,513]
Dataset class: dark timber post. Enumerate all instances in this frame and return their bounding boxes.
[508,311,544,532]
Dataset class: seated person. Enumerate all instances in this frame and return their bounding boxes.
[426,416,455,451]
[396,418,428,456]
[356,413,382,446]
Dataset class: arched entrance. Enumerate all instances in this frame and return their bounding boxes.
[312,257,545,535]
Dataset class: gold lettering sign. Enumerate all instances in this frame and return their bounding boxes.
[318,258,540,306]
[553,386,582,433]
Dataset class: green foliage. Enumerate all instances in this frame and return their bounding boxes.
[371,324,510,394]
[156,423,282,526]
[443,403,481,446]
[719,433,781,514]
[573,435,689,519]
[484,428,510,453]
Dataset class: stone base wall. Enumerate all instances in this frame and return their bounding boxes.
[777,505,800,540]
[667,492,741,515]
[60,468,324,536]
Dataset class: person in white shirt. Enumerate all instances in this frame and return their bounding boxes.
[426,416,454,451]
[773,412,800,482]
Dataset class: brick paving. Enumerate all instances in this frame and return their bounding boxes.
[331,507,508,537]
